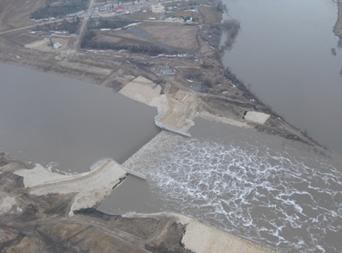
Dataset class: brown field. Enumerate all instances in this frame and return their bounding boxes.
[0,0,46,31]
[198,5,222,24]
[107,30,149,42]
[95,33,122,44]
[94,30,150,45]
[2,31,44,47]
[141,22,199,50]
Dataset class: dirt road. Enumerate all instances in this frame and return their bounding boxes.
[74,0,96,50]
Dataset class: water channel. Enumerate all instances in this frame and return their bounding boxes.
[222,0,342,154]
[120,120,342,253]
[1,2,342,250]
[0,63,159,172]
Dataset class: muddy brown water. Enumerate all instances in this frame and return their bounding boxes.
[0,63,159,172]
[222,0,342,155]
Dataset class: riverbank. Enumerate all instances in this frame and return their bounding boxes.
[0,0,324,151]
[0,154,274,253]
[222,0,342,154]
[0,62,160,171]
[121,122,342,253]
[0,0,339,252]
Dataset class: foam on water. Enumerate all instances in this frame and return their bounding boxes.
[125,132,342,253]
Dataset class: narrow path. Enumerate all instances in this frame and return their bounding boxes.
[0,18,70,36]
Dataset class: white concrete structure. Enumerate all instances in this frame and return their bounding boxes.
[15,159,127,215]
[181,220,273,253]
[244,111,270,125]
[119,76,162,106]
[53,42,62,49]
[119,76,197,137]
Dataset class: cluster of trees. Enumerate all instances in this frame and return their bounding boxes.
[80,30,96,48]
[220,20,240,50]
[224,68,244,90]
[184,69,203,82]
[200,24,221,48]
[35,18,81,33]
[183,69,215,92]
[200,20,240,50]
[31,0,89,19]
[215,1,227,13]
[224,67,255,100]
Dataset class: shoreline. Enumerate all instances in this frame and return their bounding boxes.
[0,13,326,152]
[334,1,342,40]
[0,0,326,152]
[0,0,339,252]
[0,153,275,253]
[215,3,326,150]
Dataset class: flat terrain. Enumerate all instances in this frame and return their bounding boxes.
[140,22,199,50]
[0,0,45,31]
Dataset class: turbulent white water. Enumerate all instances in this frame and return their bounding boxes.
[125,131,342,253]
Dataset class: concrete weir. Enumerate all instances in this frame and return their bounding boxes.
[119,76,256,138]
[119,76,197,137]
[6,76,275,252]
[14,159,127,215]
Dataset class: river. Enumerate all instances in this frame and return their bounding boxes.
[121,120,342,253]
[96,2,342,248]
[0,63,159,172]
[222,0,342,154]
[1,2,342,251]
